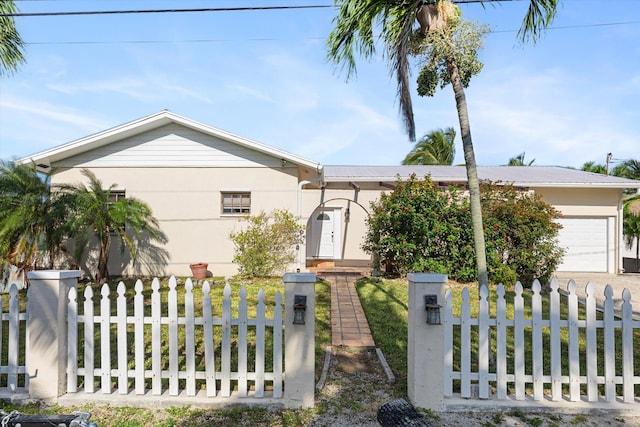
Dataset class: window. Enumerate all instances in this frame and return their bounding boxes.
[109,190,126,204]
[221,192,251,214]
[108,190,126,233]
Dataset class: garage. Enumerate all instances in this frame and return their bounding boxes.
[556,217,611,272]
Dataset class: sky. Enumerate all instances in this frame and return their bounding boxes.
[0,0,639,169]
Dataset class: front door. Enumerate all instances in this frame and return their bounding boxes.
[311,209,340,259]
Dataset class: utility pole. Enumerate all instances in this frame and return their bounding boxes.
[606,152,612,175]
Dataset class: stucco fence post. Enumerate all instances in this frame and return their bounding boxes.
[407,273,448,411]
[26,270,80,400]
[283,272,316,407]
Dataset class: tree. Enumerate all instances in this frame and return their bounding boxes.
[581,161,607,174]
[402,127,456,165]
[230,209,304,277]
[623,198,640,271]
[508,152,535,166]
[328,0,558,288]
[0,161,73,273]
[413,10,490,286]
[69,169,164,283]
[0,0,26,75]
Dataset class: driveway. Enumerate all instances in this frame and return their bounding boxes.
[553,272,639,319]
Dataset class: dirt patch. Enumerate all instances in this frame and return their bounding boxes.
[334,347,379,374]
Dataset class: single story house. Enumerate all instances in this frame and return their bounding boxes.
[17,111,640,277]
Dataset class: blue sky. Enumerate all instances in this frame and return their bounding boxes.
[1,0,638,169]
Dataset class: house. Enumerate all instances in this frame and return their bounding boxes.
[17,111,640,277]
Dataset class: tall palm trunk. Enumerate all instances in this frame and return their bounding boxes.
[446,55,489,288]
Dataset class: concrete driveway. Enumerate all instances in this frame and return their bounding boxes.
[553,272,639,319]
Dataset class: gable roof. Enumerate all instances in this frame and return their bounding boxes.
[17,110,322,172]
[323,165,640,189]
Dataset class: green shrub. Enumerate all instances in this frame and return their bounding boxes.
[481,182,565,285]
[363,175,473,277]
[229,209,304,277]
[363,175,565,284]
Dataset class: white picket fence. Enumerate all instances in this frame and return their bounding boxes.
[66,276,284,399]
[0,284,29,396]
[443,278,639,403]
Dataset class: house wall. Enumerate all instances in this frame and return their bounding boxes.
[54,166,301,277]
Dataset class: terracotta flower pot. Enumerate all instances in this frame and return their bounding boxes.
[189,263,208,280]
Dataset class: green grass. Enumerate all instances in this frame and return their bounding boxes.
[356,277,640,399]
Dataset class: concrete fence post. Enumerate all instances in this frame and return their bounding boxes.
[283,272,316,407]
[407,273,448,411]
[26,270,80,400]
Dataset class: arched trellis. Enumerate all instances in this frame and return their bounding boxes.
[303,197,373,270]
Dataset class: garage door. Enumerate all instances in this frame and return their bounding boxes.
[556,217,608,272]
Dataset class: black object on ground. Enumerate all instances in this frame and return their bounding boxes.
[0,410,97,427]
[377,398,433,426]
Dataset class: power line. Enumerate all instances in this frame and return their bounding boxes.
[1,4,333,17]
[21,20,640,46]
[2,0,500,17]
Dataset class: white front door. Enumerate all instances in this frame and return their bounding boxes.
[311,209,341,259]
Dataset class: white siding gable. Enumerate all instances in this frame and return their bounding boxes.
[55,124,283,168]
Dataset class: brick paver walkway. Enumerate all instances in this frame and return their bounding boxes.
[319,271,375,348]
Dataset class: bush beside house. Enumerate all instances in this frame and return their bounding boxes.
[363,175,564,285]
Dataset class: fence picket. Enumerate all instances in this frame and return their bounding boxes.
[549,277,561,401]
[117,282,128,395]
[495,284,507,400]
[621,288,634,403]
[513,282,525,400]
[151,278,162,395]
[255,288,266,398]
[221,284,232,397]
[84,286,95,393]
[168,276,179,396]
[603,285,616,401]
[585,282,598,401]
[100,284,111,393]
[8,285,19,392]
[443,289,453,397]
[478,285,489,399]
[531,280,543,400]
[567,280,580,401]
[237,286,248,397]
[185,279,196,396]
[201,281,216,397]
[134,280,145,395]
[67,286,78,393]
[273,291,283,398]
[460,287,471,398]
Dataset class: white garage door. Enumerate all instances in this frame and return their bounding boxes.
[556,217,608,272]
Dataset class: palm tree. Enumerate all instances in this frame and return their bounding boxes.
[402,127,456,165]
[508,152,535,166]
[69,169,164,283]
[328,0,558,287]
[623,197,640,272]
[581,161,607,174]
[0,161,72,273]
[0,0,26,75]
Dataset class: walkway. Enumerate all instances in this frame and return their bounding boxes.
[317,270,375,348]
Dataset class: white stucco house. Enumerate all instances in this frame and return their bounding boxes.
[17,111,640,277]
